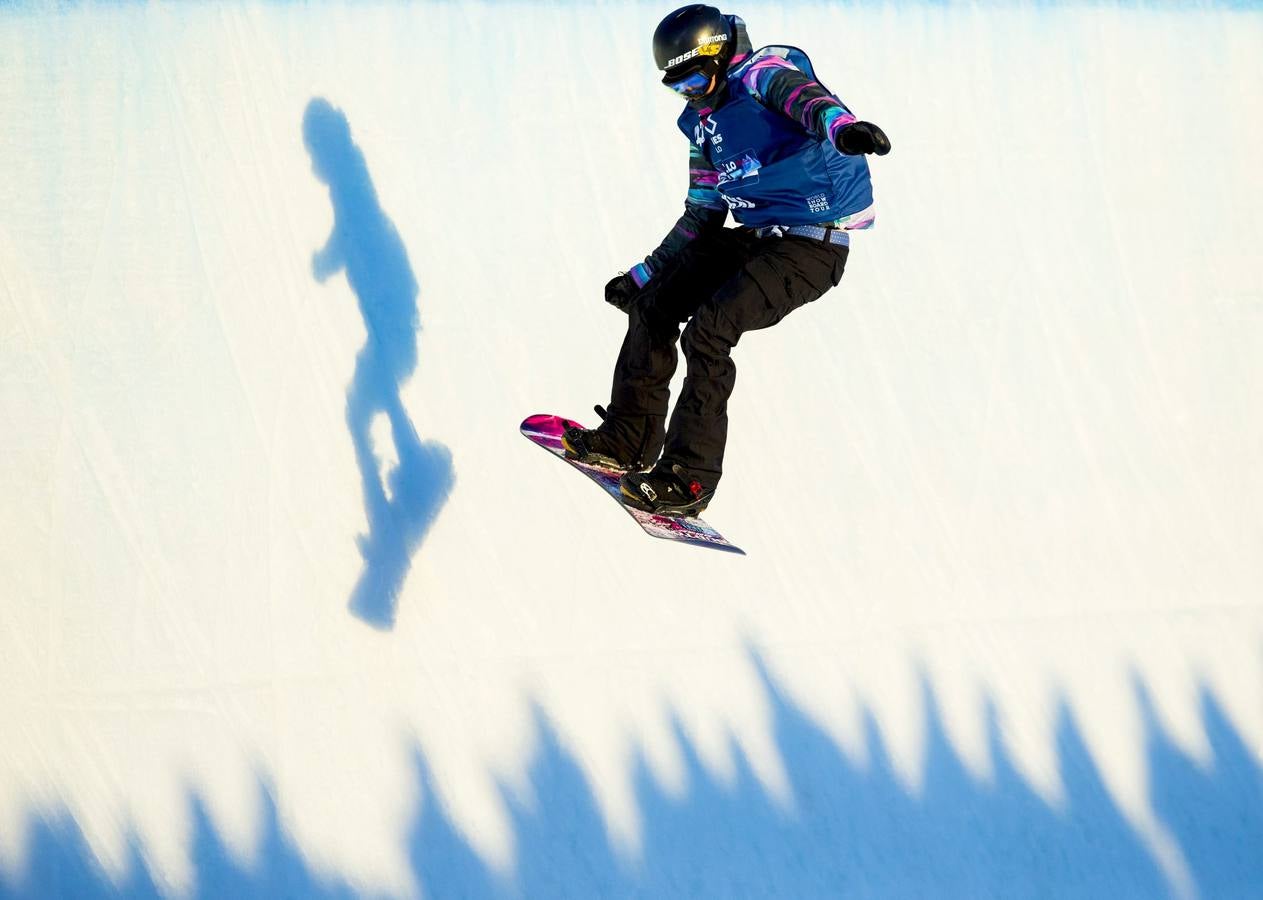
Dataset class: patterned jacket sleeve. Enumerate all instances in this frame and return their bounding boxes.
[627,143,728,289]
[739,55,858,147]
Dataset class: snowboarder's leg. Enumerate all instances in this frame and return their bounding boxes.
[598,230,755,467]
[660,235,850,493]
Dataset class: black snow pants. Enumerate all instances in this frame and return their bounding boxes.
[602,226,849,490]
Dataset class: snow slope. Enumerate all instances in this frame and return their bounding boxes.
[1,2,1262,897]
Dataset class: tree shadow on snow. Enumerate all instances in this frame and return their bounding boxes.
[302,97,453,630]
[3,654,1261,899]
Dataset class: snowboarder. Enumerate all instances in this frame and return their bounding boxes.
[563,4,891,516]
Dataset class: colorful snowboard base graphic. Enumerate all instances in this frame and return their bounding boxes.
[520,414,744,555]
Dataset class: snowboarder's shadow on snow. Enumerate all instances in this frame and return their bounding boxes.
[303,97,454,629]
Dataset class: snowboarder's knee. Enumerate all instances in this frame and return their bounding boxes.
[681,306,737,360]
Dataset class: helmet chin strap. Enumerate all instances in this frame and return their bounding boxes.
[689,74,725,105]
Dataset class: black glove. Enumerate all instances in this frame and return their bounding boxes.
[836,121,891,156]
[604,273,640,313]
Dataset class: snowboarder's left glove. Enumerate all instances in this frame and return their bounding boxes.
[836,122,891,156]
[605,273,640,313]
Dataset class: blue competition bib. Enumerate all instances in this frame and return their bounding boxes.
[677,47,873,228]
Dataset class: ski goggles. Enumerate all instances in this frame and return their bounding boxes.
[661,56,722,99]
[663,69,715,98]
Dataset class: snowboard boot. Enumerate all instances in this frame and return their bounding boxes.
[561,425,637,471]
[619,464,713,517]
[563,405,662,472]
[561,407,639,471]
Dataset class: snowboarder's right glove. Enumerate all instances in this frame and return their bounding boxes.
[836,121,891,156]
[605,273,640,313]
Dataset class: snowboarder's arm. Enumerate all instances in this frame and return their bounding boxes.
[741,57,889,155]
[312,232,343,282]
[626,144,728,288]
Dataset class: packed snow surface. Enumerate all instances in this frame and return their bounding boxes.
[2,2,1261,897]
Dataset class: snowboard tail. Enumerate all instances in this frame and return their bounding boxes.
[520,414,744,555]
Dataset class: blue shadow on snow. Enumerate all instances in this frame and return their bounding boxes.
[2,655,1261,898]
[302,98,454,630]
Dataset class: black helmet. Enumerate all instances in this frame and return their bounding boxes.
[653,5,733,98]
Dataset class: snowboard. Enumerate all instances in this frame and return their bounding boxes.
[520,414,744,555]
